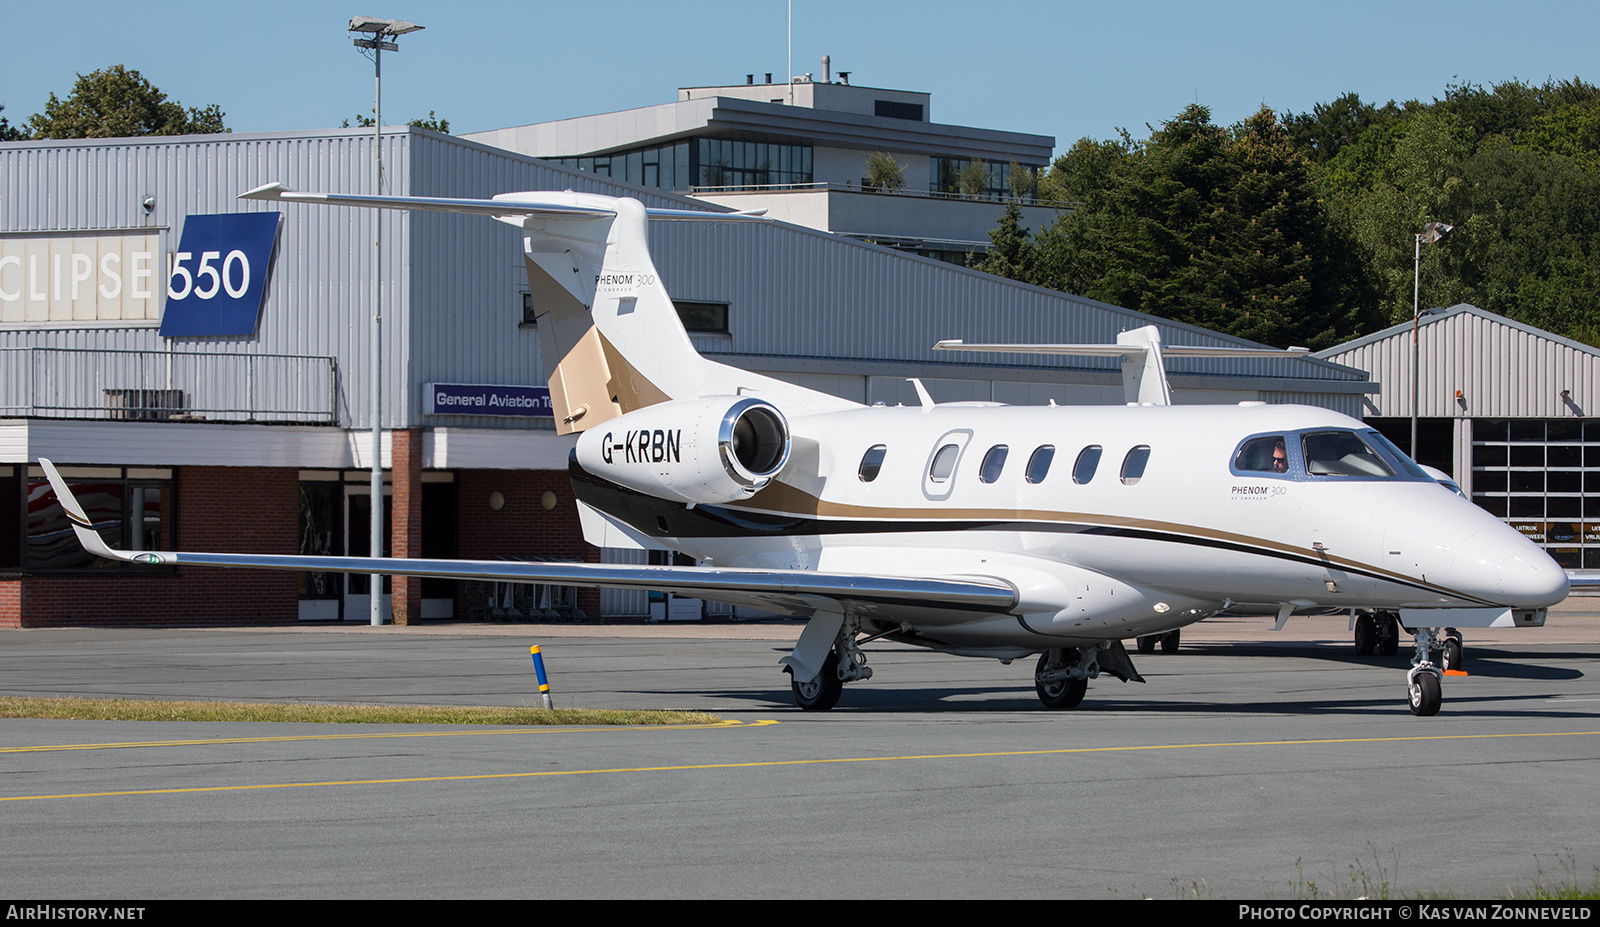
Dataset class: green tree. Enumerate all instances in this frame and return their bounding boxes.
[958,158,990,198]
[0,105,26,141]
[971,202,1037,279]
[409,111,449,134]
[863,151,906,190]
[1007,160,1036,201]
[343,110,451,134]
[1025,104,1379,348]
[26,65,225,138]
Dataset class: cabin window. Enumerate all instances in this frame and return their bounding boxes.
[1073,446,1102,484]
[858,445,887,482]
[929,444,960,482]
[1234,435,1288,474]
[1025,445,1055,484]
[1120,446,1151,485]
[979,445,1008,483]
[1302,431,1395,478]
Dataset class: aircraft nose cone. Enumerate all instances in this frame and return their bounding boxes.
[1498,550,1569,607]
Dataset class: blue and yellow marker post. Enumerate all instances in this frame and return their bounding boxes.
[529,645,554,709]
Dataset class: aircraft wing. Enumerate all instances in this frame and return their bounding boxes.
[38,460,1013,620]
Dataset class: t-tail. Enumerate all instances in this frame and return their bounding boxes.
[238,184,852,434]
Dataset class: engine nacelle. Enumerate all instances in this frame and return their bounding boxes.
[574,397,791,505]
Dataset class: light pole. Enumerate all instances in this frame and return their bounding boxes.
[349,16,423,626]
[1411,220,1452,460]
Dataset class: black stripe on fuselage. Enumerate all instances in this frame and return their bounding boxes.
[568,456,1496,606]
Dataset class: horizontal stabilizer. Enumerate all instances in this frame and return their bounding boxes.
[933,340,1310,359]
[238,183,766,222]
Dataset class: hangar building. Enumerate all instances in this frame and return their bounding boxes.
[1318,304,1600,570]
[0,126,1373,626]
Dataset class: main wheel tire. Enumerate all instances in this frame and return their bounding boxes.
[1376,614,1399,657]
[1136,635,1156,654]
[1035,650,1088,710]
[1160,629,1181,653]
[1441,638,1463,672]
[1354,614,1377,655]
[1408,672,1442,717]
[791,649,843,711]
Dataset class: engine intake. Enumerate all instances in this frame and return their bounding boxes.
[574,397,791,504]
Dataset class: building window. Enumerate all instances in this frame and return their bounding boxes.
[675,300,728,334]
[874,100,923,121]
[929,157,1035,201]
[557,139,812,192]
[14,466,174,572]
[520,291,536,327]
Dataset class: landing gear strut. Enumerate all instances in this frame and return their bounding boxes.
[1406,626,1446,716]
[1135,629,1180,654]
[784,613,873,712]
[1355,611,1400,656]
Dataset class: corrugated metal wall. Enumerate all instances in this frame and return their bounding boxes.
[1319,306,1600,419]
[1,130,412,428]
[4,130,1370,436]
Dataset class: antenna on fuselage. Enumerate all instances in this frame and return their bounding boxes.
[933,325,1311,406]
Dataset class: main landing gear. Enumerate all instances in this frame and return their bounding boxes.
[1135,629,1180,654]
[785,614,874,711]
[1034,641,1144,710]
[1354,611,1400,657]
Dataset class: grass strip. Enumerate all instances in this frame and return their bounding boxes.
[0,696,719,727]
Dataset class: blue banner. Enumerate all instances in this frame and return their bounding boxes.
[426,383,553,418]
[159,212,281,337]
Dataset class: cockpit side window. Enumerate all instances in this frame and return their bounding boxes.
[1302,431,1396,478]
[1234,435,1289,475]
[858,445,887,482]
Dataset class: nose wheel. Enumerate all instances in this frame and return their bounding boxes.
[1408,668,1442,716]
[1405,626,1448,716]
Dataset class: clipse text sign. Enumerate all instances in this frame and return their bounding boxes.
[159,213,281,337]
[426,383,553,418]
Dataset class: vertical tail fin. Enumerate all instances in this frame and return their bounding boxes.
[238,184,853,434]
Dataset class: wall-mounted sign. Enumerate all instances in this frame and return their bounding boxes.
[426,383,553,418]
[158,212,281,337]
[0,231,163,325]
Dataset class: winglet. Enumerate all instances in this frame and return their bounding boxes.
[38,459,125,562]
[239,181,293,202]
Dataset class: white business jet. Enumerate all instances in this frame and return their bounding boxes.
[39,187,1569,717]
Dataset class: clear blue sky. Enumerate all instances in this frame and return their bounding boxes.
[4,1,1597,159]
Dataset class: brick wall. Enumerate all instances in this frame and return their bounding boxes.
[456,469,601,620]
[7,467,300,627]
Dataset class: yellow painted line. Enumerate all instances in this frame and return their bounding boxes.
[0,718,775,755]
[1,728,1595,804]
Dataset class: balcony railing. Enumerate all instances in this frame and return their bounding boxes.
[689,180,1072,209]
[0,347,338,425]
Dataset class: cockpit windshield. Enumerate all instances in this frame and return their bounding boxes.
[1302,431,1394,476]
[1231,429,1429,481]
